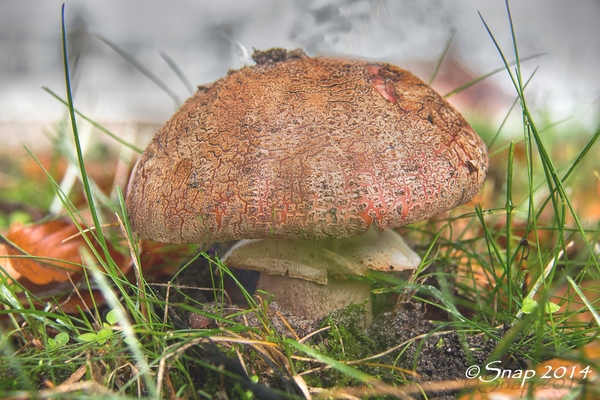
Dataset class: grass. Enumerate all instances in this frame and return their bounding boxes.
[1,1,600,398]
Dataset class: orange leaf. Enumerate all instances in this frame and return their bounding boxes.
[4,218,129,285]
[5,220,86,284]
[0,243,21,281]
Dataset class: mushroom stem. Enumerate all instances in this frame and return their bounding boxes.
[222,226,421,320]
[254,273,373,321]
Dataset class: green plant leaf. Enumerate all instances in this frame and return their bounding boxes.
[522,297,560,315]
[55,332,69,346]
[106,309,119,325]
[47,332,69,350]
[544,302,560,314]
[96,328,113,344]
[522,297,538,314]
[77,332,98,342]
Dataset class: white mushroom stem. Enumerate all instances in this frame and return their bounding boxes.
[254,274,373,321]
[222,226,421,320]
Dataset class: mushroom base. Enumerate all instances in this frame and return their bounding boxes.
[254,273,372,322]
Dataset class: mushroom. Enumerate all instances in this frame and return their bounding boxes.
[125,48,488,320]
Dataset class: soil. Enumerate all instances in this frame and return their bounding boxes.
[368,302,528,399]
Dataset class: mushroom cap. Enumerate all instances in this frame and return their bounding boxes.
[126,49,488,244]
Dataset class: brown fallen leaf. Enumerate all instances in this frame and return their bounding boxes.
[0,242,20,281]
[3,218,129,285]
[5,219,86,284]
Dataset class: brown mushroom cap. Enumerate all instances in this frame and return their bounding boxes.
[126,49,488,244]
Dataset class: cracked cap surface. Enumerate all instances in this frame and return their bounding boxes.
[126,49,488,243]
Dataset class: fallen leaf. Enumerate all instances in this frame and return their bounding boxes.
[0,243,20,281]
[4,218,130,285]
[5,219,85,284]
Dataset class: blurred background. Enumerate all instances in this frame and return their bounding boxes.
[1,0,599,151]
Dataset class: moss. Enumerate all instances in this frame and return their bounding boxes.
[319,303,375,361]
[303,303,378,388]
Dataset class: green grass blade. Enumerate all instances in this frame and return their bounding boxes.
[43,86,142,153]
[533,125,600,216]
[505,0,524,93]
[475,205,506,272]
[428,28,455,86]
[83,249,158,397]
[60,5,106,249]
[505,141,515,313]
[566,276,600,329]
[95,34,182,106]
[477,12,519,97]
[285,339,379,385]
[487,66,539,151]
[443,53,544,99]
